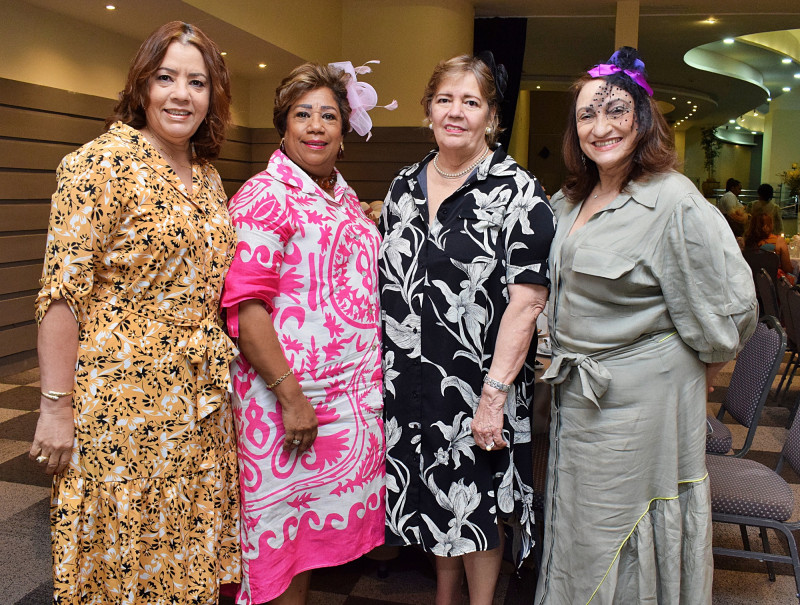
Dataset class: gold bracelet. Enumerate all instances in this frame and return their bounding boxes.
[41,390,73,401]
[266,369,293,390]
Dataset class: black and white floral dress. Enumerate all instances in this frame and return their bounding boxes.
[379,147,555,563]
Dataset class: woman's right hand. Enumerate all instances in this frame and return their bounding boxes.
[280,395,318,453]
[29,399,74,475]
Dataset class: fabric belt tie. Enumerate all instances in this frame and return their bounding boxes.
[541,351,612,409]
[183,316,239,420]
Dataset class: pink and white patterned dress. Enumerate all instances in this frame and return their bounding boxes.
[221,149,385,604]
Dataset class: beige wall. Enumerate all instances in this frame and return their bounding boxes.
[682,126,753,191]
[762,89,800,190]
[340,0,474,128]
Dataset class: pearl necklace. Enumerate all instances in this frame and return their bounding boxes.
[433,148,491,179]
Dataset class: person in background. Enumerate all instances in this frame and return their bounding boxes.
[536,47,756,604]
[744,212,795,283]
[221,61,394,605]
[750,183,783,235]
[718,178,747,237]
[380,53,555,605]
[29,21,240,604]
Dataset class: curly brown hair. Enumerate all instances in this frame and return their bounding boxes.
[106,21,231,162]
[420,54,503,146]
[273,63,352,137]
[561,47,677,203]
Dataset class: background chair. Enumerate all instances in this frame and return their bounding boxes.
[755,267,780,319]
[744,248,780,285]
[776,277,799,403]
[706,316,786,457]
[708,407,800,603]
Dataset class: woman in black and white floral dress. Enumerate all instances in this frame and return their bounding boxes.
[379,53,554,604]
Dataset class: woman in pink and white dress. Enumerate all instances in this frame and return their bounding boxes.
[221,62,394,605]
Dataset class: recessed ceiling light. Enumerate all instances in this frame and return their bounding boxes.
[105,4,115,9]
[794,73,800,79]
[729,119,736,123]
[723,38,735,44]
[687,100,692,104]
[735,126,741,130]
[704,17,718,24]
[220,51,227,56]
[751,131,757,135]
[536,85,541,89]
[671,97,676,100]
[782,58,793,64]
[258,63,267,69]
[783,86,792,92]
[753,112,758,116]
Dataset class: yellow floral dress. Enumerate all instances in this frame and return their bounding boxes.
[36,122,240,605]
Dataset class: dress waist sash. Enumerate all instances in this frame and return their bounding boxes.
[541,331,677,409]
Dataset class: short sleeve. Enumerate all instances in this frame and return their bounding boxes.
[658,195,757,363]
[221,176,296,337]
[501,174,555,288]
[35,148,125,324]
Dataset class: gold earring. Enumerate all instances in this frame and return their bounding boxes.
[279,137,286,153]
[428,122,433,130]
[337,142,344,160]
[485,126,493,134]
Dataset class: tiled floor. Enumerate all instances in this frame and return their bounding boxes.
[2,362,799,604]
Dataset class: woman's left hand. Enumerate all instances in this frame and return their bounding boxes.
[472,386,508,451]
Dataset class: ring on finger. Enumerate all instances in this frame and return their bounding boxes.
[36,455,49,463]
[486,442,495,451]
[291,439,301,446]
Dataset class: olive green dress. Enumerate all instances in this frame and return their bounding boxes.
[535,171,757,604]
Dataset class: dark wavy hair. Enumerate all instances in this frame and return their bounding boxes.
[420,54,504,147]
[273,63,352,137]
[106,21,231,162]
[562,46,677,203]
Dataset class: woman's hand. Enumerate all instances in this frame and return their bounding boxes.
[471,385,508,451]
[280,395,319,453]
[30,398,74,475]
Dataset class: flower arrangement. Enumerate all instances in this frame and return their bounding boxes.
[780,163,800,197]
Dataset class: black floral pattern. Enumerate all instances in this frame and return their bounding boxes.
[379,148,555,563]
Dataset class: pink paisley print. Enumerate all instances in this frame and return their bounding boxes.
[222,150,385,604]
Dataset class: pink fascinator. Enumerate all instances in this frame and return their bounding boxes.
[328,60,398,141]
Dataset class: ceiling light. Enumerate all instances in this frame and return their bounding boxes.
[751,131,757,135]
[671,97,676,100]
[536,85,541,89]
[729,119,736,123]
[783,86,792,92]
[105,4,115,9]
[753,112,758,116]
[258,63,267,69]
[782,58,793,64]
[704,17,717,24]
[220,51,227,56]
[767,97,772,102]
[794,73,800,79]
[723,38,735,44]
[687,100,691,104]
[735,126,741,130]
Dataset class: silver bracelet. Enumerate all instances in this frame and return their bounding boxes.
[483,375,511,392]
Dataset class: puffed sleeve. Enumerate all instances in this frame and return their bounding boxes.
[221,176,296,337]
[35,146,125,325]
[657,194,757,363]
[501,172,556,288]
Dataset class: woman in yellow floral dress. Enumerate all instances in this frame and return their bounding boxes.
[28,21,240,605]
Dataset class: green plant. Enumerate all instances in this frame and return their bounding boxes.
[701,127,722,179]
